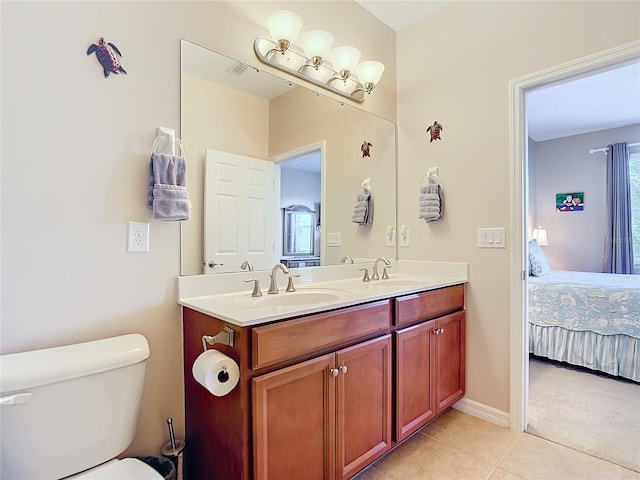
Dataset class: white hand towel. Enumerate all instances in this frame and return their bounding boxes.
[351,193,372,226]
[419,184,442,222]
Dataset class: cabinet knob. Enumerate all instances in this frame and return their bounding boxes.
[339,365,348,375]
[330,368,339,377]
[433,328,445,335]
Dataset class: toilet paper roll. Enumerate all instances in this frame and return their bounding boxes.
[192,349,239,396]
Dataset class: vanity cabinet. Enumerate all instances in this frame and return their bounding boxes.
[394,286,465,442]
[252,335,392,480]
[182,283,464,480]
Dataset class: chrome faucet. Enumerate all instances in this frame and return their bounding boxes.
[267,263,290,294]
[341,256,354,264]
[240,260,254,271]
[372,257,391,281]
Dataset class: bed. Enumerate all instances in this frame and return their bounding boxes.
[528,269,640,382]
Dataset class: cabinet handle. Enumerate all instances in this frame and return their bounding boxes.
[330,368,339,377]
[433,328,445,336]
[339,365,348,375]
[440,328,445,335]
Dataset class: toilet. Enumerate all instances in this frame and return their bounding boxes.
[0,334,164,480]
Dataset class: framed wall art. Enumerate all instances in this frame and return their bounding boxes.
[556,192,584,212]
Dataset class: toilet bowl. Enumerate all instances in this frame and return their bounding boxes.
[0,334,163,480]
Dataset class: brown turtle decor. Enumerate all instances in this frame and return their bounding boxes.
[87,37,127,78]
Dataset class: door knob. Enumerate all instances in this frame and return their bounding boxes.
[208,261,224,269]
[339,365,348,375]
[330,368,339,377]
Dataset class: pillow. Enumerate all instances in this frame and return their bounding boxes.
[528,239,551,276]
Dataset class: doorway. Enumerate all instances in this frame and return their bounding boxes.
[272,141,325,268]
[509,41,640,434]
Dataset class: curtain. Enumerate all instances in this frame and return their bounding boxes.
[604,142,635,274]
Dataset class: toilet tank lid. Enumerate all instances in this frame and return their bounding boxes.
[0,334,150,394]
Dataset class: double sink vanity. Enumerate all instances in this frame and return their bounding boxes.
[178,260,468,480]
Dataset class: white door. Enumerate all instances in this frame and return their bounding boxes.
[205,149,275,273]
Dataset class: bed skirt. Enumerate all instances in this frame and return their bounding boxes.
[528,324,639,382]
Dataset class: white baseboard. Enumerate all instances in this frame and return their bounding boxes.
[453,397,510,429]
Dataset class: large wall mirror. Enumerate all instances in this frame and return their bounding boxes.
[180,39,397,275]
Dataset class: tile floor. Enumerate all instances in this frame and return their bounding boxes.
[352,409,640,480]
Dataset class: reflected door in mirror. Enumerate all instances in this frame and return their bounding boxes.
[205,149,276,273]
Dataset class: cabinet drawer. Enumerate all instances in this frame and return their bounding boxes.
[252,300,391,370]
[395,285,464,326]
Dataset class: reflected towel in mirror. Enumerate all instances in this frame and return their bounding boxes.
[351,193,372,226]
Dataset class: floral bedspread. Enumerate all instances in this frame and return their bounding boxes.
[528,270,640,339]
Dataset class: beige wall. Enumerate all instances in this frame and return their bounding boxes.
[0,0,395,457]
[396,1,640,412]
[181,73,270,274]
[533,124,640,272]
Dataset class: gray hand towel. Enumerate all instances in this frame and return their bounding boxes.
[419,184,442,222]
[148,153,191,221]
[351,193,372,226]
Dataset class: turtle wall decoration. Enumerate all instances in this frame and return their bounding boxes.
[87,37,127,78]
[426,121,443,143]
[361,141,373,158]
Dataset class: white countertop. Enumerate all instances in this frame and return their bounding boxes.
[178,261,468,327]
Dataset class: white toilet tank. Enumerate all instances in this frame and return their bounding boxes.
[0,334,150,480]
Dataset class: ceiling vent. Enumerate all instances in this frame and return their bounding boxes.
[226,62,249,76]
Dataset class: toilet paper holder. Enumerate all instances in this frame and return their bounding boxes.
[201,327,234,351]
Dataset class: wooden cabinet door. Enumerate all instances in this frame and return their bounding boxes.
[395,320,436,442]
[434,311,465,413]
[335,335,392,480]
[253,353,336,480]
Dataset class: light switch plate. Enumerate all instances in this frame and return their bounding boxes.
[327,232,342,247]
[400,225,410,247]
[477,227,506,248]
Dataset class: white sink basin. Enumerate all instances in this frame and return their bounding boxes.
[253,289,348,307]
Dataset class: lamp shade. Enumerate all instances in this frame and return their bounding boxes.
[356,61,385,85]
[532,227,549,247]
[301,30,334,60]
[330,46,361,73]
[267,10,303,43]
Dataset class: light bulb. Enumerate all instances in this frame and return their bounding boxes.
[301,30,334,65]
[356,61,385,86]
[267,10,303,46]
[330,46,361,74]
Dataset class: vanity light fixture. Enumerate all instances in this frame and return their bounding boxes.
[254,10,385,104]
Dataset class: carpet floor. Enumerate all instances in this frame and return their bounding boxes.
[527,356,640,472]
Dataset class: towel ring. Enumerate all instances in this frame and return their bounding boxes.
[151,136,187,157]
[420,173,439,187]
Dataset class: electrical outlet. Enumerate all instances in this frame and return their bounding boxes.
[128,221,149,252]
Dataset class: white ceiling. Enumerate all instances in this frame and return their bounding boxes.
[525,62,640,142]
[355,1,452,31]
[356,1,640,142]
